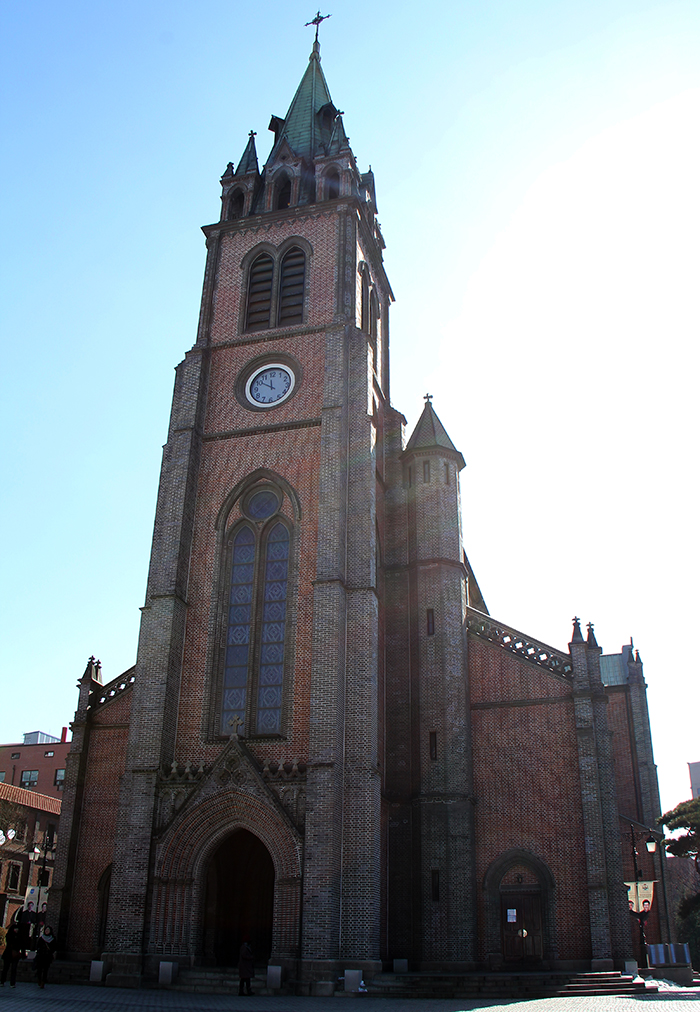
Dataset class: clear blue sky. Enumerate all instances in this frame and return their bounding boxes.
[2,0,699,812]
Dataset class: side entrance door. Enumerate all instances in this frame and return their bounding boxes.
[501,891,543,961]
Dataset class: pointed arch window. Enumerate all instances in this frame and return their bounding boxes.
[246,254,274,331]
[326,169,340,200]
[227,190,245,220]
[276,175,292,210]
[221,513,291,737]
[277,247,305,327]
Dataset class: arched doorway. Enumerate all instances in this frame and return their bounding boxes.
[500,887,543,961]
[201,829,275,967]
[483,849,557,965]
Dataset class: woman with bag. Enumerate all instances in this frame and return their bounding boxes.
[34,925,57,989]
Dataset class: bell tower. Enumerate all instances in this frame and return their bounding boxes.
[98,38,394,984]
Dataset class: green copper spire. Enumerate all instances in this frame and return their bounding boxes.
[266,41,342,162]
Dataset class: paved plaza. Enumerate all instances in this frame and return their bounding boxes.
[0,982,699,1012]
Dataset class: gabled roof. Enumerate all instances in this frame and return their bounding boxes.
[404,399,465,468]
[266,42,342,163]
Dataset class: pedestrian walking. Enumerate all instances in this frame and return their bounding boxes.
[238,939,254,995]
[1,923,24,988]
[35,925,57,988]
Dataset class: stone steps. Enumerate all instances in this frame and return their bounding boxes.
[167,967,659,998]
[365,970,658,999]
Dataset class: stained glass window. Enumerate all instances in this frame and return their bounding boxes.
[222,527,255,736]
[221,519,290,737]
[247,489,280,519]
[257,523,289,734]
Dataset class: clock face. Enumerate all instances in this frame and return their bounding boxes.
[245,364,295,407]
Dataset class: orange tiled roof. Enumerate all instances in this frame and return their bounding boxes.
[0,781,61,816]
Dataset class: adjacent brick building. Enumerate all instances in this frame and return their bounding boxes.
[51,40,669,986]
[0,781,61,927]
[0,730,70,800]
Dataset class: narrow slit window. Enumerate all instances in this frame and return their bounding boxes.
[427,608,435,636]
[245,254,274,331]
[360,269,369,332]
[369,291,378,342]
[429,731,437,760]
[444,462,450,484]
[431,869,440,902]
[423,460,430,483]
[277,247,305,327]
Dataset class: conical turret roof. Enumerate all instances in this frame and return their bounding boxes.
[404,399,465,468]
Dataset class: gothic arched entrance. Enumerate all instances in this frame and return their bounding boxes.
[483,849,557,965]
[201,829,275,966]
[500,889,543,961]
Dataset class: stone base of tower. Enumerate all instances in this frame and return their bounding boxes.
[103,953,143,989]
[417,961,480,973]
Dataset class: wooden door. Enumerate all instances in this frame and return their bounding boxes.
[501,892,543,961]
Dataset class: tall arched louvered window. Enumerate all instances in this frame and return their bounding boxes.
[277,247,305,327]
[221,510,291,737]
[245,254,273,331]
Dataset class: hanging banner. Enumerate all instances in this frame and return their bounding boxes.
[625,880,655,914]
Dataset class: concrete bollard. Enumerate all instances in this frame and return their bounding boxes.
[89,960,106,983]
[344,969,362,992]
[267,965,282,989]
[158,961,178,985]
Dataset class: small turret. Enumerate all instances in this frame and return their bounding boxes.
[402,396,466,562]
[219,131,261,221]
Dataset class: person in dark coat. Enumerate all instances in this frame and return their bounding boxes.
[17,902,36,950]
[1,923,24,988]
[238,939,254,995]
[34,925,57,988]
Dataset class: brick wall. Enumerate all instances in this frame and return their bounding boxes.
[469,635,590,963]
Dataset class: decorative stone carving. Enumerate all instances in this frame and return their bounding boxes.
[467,611,573,678]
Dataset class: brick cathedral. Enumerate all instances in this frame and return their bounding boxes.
[52,40,669,987]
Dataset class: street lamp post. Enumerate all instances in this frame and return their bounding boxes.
[629,823,658,970]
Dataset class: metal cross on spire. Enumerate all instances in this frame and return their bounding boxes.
[424,393,433,403]
[305,10,332,42]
